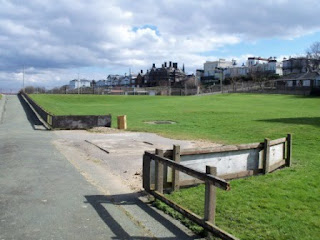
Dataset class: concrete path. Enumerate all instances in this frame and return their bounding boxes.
[0,95,201,239]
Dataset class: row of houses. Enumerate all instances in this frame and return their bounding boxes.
[68,57,320,92]
[196,57,283,85]
[196,56,320,90]
[69,61,195,89]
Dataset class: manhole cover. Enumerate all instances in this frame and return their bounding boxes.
[144,120,176,125]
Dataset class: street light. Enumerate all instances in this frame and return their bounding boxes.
[215,67,225,93]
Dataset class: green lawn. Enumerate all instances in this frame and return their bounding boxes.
[0,94,2,100]
[30,93,320,239]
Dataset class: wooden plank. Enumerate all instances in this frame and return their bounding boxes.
[85,140,110,154]
[145,151,230,191]
[155,149,164,194]
[204,166,217,224]
[179,169,264,186]
[219,169,262,180]
[269,137,287,146]
[286,134,292,167]
[180,142,263,156]
[263,138,271,174]
[142,154,151,191]
[149,190,239,240]
[269,159,286,173]
[179,179,204,187]
[172,145,181,191]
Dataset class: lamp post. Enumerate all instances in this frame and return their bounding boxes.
[22,65,25,92]
[215,67,225,93]
[77,73,80,94]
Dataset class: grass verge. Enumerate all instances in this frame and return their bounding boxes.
[30,93,320,239]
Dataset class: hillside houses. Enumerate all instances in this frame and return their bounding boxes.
[197,57,283,85]
[65,55,319,95]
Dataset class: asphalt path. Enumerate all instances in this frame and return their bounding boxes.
[0,95,146,239]
[0,95,201,240]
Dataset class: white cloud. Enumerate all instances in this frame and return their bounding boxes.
[1,0,320,90]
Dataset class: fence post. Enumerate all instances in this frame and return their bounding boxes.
[263,138,271,174]
[142,153,151,191]
[204,166,217,225]
[155,149,164,193]
[172,145,181,192]
[286,134,292,167]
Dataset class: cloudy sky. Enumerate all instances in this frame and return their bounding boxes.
[1,0,320,92]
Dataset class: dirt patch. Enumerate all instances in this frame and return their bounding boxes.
[54,129,220,191]
[88,127,124,134]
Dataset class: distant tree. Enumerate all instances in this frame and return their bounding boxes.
[306,41,320,71]
[248,67,266,90]
[35,87,46,93]
[24,86,35,94]
[51,87,61,94]
[91,80,96,94]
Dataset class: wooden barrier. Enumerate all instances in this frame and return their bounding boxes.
[157,136,291,186]
[142,136,292,239]
[143,151,237,239]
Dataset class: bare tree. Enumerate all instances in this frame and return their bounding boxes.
[248,67,266,90]
[306,41,320,71]
[24,86,35,94]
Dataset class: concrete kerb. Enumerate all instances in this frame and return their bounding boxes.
[0,94,7,124]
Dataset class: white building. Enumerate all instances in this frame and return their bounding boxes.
[247,57,283,76]
[224,66,249,78]
[69,79,91,89]
[203,59,235,78]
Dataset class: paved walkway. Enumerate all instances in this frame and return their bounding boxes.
[0,95,200,239]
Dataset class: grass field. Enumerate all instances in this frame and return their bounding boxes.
[30,93,320,239]
[0,94,2,100]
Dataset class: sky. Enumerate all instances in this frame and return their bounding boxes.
[1,0,320,92]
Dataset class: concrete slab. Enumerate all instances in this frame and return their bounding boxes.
[54,130,219,191]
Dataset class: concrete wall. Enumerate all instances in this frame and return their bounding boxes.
[179,148,263,180]
[20,92,111,129]
[148,138,287,187]
[176,143,285,182]
[51,114,111,129]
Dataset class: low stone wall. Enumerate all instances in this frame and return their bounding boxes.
[51,115,111,129]
[20,92,111,129]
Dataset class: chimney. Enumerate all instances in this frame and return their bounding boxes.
[141,70,143,74]
[169,61,172,67]
[164,62,167,68]
[152,63,155,68]
[173,62,178,69]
